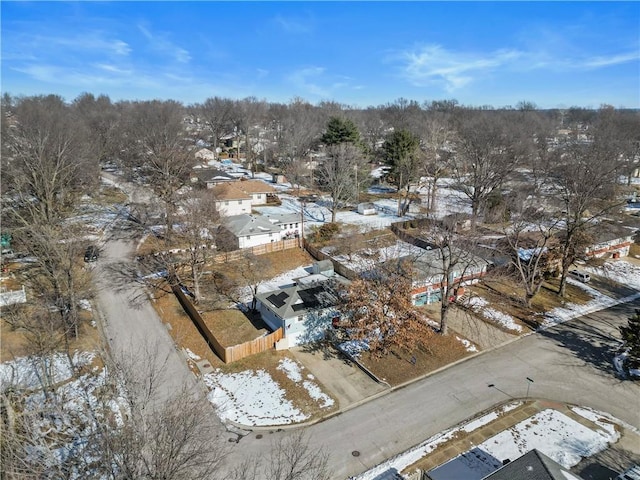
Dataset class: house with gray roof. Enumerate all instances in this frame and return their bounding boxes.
[375,247,489,306]
[481,449,585,480]
[255,275,347,348]
[218,214,285,249]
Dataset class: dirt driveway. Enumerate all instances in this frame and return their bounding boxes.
[290,345,388,410]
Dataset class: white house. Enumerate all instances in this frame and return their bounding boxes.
[255,274,346,348]
[218,214,286,249]
[233,179,278,206]
[262,213,301,239]
[210,183,252,216]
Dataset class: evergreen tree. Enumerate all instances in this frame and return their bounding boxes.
[382,129,422,216]
[620,309,640,370]
[321,117,360,146]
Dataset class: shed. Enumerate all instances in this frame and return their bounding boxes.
[357,202,377,216]
[312,260,334,277]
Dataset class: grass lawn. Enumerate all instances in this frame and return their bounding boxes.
[360,333,470,387]
[470,277,593,330]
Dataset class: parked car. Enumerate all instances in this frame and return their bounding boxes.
[84,246,99,262]
[569,269,590,283]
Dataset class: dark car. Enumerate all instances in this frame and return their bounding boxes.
[84,246,99,262]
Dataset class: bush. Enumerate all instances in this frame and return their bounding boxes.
[314,223,340,242]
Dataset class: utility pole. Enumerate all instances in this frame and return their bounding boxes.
[299,197,305,249]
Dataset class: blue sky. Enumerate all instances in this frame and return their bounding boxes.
[2,1,639,108]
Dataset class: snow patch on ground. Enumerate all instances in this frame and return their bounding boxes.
[467,296,523,332]
[204,369,308,426]
[456,336,478,352]
[277,358,334,408]
[542,274,640,329]
[184,348,201,362]
[1,351,96,392]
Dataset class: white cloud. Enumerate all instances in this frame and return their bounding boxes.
[396,44,522,92]
[581,51,640,68]
[274,14,312,34]
[137,22,191,63]
[287,66,330,97]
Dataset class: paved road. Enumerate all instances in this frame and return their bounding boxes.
[221,299,640,479]
[93,237,202,403]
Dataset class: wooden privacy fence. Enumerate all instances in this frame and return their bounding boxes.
[172,284,283,363]
[225,328,283,363]
[303,240,359,280]
[213,238,300,263]
[140,238,300,264]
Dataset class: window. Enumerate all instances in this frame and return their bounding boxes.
[225,201,229,206]
[297,315,303,322]
[246,235,250,240]
[238,200,243,204]
[257,194,262,199]
[269,232,273,237]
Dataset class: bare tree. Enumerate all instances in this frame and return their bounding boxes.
[197,96,235,158]
[2,94,97,226]
[552,131,623,296]
[121,100,194,242]
[235,97,268,176]
[417,112,455,213]
[172,190,220,302]
[417,219,486,335]
[499,208,561,308]
[316,143,365,222]
[450,110,531,222]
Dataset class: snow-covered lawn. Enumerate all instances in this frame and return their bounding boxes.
[277,358,334,408]
[352,405,620,480]
[467,296,523,333]
[584,260,640,291]
[203,357,335,426]
[323,239,425,273]
[204,369,308,426]
[0,351,96,391]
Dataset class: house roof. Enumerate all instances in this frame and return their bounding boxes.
[210,183,252,201]
[482,449,585,480]
[387,247,489,282]
[262,213,301,226]
[235,179,277,194]
[192,168,235,183]
[256,277,346,320]
[222,214,282,237]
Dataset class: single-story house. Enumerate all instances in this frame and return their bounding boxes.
[482,449,585,480]
[357,202,377,216]
[583,223,636,259]
[377,247,489,306]
[210,183,252,216]
[191,168,236,188]
[218,214,286,249]
[255,274,347,348]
